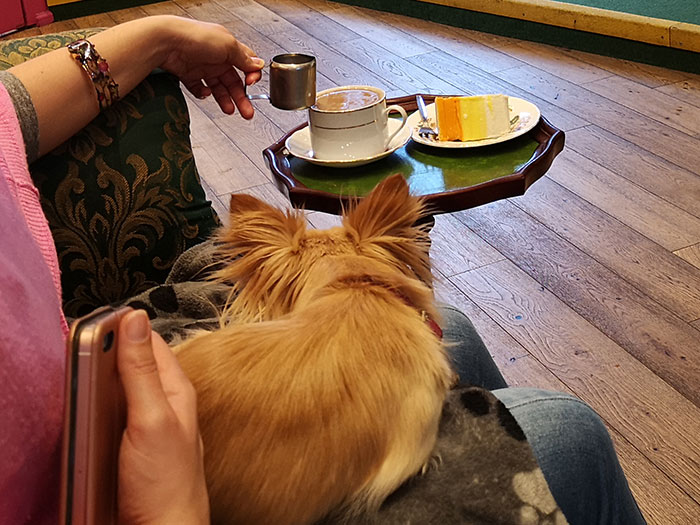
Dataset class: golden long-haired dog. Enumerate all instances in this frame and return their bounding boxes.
[175,174,454,524]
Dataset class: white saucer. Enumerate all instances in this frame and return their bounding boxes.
[408,96,540,148]
[284,118,412,168]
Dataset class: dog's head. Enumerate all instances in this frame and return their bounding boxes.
[215,174,433,322]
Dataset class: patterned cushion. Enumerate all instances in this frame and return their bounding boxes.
[0,30,220,317]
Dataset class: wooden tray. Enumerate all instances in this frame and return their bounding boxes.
[263,94,565,216]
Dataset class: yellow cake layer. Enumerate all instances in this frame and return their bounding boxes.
[436,95,510,142]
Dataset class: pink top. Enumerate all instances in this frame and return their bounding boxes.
[0,84,65,524]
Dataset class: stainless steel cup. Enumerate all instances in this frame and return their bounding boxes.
[247,53,316,111]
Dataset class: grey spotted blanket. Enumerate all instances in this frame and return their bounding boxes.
[122,241,568,525]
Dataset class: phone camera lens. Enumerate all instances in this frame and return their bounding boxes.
[103,331,114,352]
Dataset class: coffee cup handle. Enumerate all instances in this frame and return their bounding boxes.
[385,105,408,148]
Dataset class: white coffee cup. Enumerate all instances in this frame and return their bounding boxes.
[308,85,408,160]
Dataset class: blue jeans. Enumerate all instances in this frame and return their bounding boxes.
[439,305,646,525]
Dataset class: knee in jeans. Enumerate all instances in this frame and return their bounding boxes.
[537,393,613,455]
[437,304,478,338]
[502,389,614,456]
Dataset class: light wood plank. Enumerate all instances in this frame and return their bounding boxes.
[38,20,78,34]
[493,64,700,175]
[656,77,700,108]
[210,100,289,176]
[254,0,361,45]
[338,37,462,96]
[434,278,570,391]
[457,197,700,403]
[549,148,700,251]
[173,0,237,22]
[498,40,614,85]
[565,125,700,219]
[561,47,691,89]
[585,75,700,136]
[232,181,294,210]
[300,0,438,59]
[215,0,298,35]
[141,1,191,17]
[450,258,700,501]
[675,243,700,270]
[429,214,504,278]
[517,176,700,322]
[305,211,342,229]
[609,428,700,525]
[106,6,149,23]
[212,0,256,11]
[70,13,116,28]
[369,7,526,73]
[185,96,268,194]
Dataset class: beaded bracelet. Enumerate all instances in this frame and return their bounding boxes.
[67,39,120,110]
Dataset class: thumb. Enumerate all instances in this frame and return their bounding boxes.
[117,310,169,423]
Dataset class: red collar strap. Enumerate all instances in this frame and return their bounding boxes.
[395,291,443,340]
[421,310,443,340]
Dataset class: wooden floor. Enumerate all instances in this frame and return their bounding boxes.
[11,1,700,522]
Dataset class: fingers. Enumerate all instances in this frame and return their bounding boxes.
[206,33,262,118]
[204,74,237,115]
[183,79,212,100]
[117,310,170,426]
[204,67,257,118]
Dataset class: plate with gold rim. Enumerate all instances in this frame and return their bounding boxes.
[409,97,540,148]
[284,117,412,168]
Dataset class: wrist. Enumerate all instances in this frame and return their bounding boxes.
[132,15,178,70]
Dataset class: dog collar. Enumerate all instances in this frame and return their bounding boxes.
[395,291,443,340]
[421,310,443,340]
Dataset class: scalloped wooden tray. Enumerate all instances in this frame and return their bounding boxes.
[263,94,565,216]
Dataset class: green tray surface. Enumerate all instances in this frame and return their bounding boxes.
[290,135,539,197]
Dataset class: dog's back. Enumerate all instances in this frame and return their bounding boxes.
[175,175,454,524]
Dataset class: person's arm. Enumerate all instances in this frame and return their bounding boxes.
[117,309,209,525]
[10,15,264,158]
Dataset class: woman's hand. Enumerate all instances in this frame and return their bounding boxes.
[159,16,265,118]
[117,309,209,525]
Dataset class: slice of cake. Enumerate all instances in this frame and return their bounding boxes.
[435,95,510,141]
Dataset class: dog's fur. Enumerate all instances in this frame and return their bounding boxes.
[175,174,454,524]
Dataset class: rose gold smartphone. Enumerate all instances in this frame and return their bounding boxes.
[60,306,130,525]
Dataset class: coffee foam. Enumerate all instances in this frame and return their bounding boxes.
[314,88,381,112]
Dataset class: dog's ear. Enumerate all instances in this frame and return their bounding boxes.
[217,192,306,257]
[229,193,279,218]
[344,173,425,239]
[343,174,433,285]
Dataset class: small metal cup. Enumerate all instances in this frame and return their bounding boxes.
[247,53,316,111]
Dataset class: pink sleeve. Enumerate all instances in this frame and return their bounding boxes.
[0,82,67,336]
[0,81,65,525]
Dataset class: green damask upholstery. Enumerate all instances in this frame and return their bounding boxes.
[0,30,220,317]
